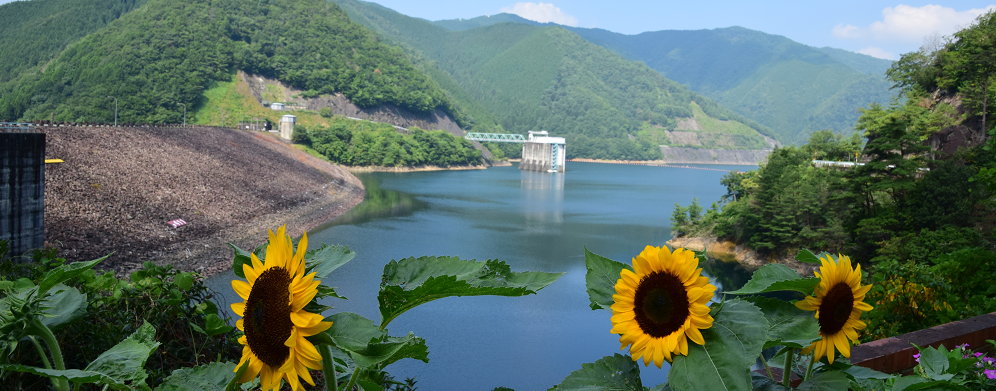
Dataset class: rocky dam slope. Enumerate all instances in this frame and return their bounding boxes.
[40,125,364,276]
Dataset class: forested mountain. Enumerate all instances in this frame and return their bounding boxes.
[333,0,774,159]
[0,0,148,83]
[434,15,896,145]
[0,0,458,126]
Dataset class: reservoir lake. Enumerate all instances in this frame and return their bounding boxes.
[206,161,755,391]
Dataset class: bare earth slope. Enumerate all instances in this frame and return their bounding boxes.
[42,126,364,276]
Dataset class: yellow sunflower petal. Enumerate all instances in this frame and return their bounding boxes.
[233,280,252,301]
[231,302,246,318]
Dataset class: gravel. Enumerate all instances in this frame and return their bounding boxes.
[40,125,364,277]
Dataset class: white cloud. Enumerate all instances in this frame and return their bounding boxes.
[857,46,897,60]
[833,4,996,43]
[499,2,579,26]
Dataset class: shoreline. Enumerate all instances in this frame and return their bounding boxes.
[346,164,490,173]
[568,158,759,166]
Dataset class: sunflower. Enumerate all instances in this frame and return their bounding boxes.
[610,245,716,368]
[231,226,332,391]
[794,254,873,364]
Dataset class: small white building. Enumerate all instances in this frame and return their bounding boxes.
[270,102,285,111]
[520,131,566,172]
[279,115,296,140]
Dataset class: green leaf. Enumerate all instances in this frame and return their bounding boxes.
[748,297,820,349]
[584,247,632,311]
[918,347,954,381]
[548,353,644,391]
[0,364,114,384]
[797,370,850,391]
[38,256,107,295]
[795,249,820,264]
[173,272,194,291]
[378,256,563,326]
[325,312,428,369]
[38,284,87,331]
[305,244,356,279]
[891,376,927,391]
[226,360,250,391]
[155,362,237,391]
[842,365,892,380]
[902,381,973,391]
[228,243,254,279]
[750,373,791,391]
[189,323,207,335]
[725,264,818,295]
[204,314,234,336]
[668,299,768,391]
[83,321,160,389]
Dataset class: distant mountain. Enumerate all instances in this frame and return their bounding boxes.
[0,0,459,126]
[432,15,896,145]
[334,0,775,159]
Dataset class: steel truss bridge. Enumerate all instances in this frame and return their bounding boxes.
[464,133,526,143]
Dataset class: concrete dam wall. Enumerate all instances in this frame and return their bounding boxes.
[659,146,773,165]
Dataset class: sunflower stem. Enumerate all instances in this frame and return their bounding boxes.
[782,348,795,388]
[320,344,338,391]
[32,318,69,391]
[760,354,774,380]
[28,336,52,370]
[803,350,815,382]
[343,367,360,391]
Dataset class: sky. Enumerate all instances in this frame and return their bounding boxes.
[0,0,993,60]
[351,0,996,60]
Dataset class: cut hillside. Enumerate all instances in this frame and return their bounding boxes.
[42,126,363,277]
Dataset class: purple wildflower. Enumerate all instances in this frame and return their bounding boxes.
[914,353,921,363]
[986,357,996,365]
[985,369,996,380]
[975,352,984,358]
[957,343,969,349]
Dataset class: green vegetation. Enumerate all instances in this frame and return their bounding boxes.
[671,11,996,341]
[0,0,457,125]
[0,0,148,84]
[298,116,483,167]
[333,0,773,160]
[0,245,240,390]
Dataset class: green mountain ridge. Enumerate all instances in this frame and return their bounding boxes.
[432,14,896,145]
[333,0,774,159]
[0,0,459,127]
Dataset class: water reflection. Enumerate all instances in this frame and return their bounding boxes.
[521,170,565,226]
[310,174,428,230]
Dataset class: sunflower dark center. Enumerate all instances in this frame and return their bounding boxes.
[818,283,854,335]
[244,267,292,368]
[633,271,690,338]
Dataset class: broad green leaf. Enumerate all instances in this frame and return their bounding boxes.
[842,365,892,380]
[0,364,114,384]
[795,249,821,264]
[226,360,250,391]
[228,243,253,279]
[38,256,107,295]
[548,353,643,391]
[902,381,973,391]
[83,321,160,390]
[749,297,820,349]
[40,285,87,331]
[891,376,927,391]
[325,312,428,369]
[797,370,850,391]
[750,373,791,391]
[668,300,768,391]
[378,256,563,326]
[918,347,954,381]
[305,244,356,279]
[204,314,234,336]
[726,264,818,295]
[584,247,632,311]
[155,362,236,391]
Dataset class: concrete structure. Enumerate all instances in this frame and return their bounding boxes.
[519,131,566,172]
[1,133,45,256]
[270,102,285,111]
[279,115,296,140]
